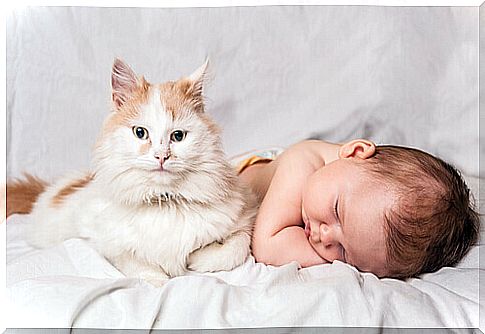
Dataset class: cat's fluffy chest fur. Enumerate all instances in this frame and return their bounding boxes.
[20,59,257,285]
[29,174,251,278]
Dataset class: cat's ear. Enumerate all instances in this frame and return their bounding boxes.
[188,59,209,96]
[183,60,209,112]
[111,58,143,109]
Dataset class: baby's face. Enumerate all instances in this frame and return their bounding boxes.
[301,157,395,277]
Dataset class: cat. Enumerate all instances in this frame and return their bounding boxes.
[7,59,258,286]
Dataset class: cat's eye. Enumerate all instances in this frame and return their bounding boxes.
[132,126,149,140]
[171,130,186,142]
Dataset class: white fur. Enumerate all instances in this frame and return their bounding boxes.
[26,62,258,286]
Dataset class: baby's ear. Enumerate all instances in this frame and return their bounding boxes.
[339,139,376,159]
[182,59,209,112]
[111,58,144,109]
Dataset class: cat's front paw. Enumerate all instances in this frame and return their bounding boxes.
[187,242,239,273]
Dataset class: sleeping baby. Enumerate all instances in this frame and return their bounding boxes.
[238,139,479,279]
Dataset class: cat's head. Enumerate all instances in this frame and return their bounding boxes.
[93,59,233,205]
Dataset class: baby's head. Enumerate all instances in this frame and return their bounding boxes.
[361,145,480,278]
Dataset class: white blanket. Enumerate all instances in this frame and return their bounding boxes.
[6,4,482,330]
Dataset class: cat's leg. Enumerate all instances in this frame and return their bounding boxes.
[110,253,170,287]
[187,230,251,273]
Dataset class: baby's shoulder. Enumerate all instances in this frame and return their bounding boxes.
[272,140,326,182]
[280,140,328,167]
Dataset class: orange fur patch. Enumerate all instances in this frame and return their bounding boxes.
[199,112,221,136]
[103,78,151,135]
[139,141,152,155]
[51,174,94,207]
[6,174,48,217]
[158,82,184,117]
[159,79,204,117]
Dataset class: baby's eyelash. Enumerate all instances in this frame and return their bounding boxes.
[334,200,339,220]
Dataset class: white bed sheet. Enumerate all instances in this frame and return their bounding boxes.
[6,214,482,329]
[6,4,483,330]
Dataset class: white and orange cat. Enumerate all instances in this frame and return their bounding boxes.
[7,59,257,286]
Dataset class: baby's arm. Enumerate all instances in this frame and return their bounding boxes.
[252,140,338,267]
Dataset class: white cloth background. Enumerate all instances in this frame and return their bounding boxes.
[7,6,479,178]
[6,5,482,330]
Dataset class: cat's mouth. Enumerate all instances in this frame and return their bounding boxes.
[150,166,170,173]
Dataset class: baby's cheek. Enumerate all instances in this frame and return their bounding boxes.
[301,205,307,218]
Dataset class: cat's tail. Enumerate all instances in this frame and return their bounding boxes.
[6,174,48,217]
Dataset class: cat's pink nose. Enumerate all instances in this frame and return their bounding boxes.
[155,154,170,165]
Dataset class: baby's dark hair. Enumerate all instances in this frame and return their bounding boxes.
[362,145,480,279]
